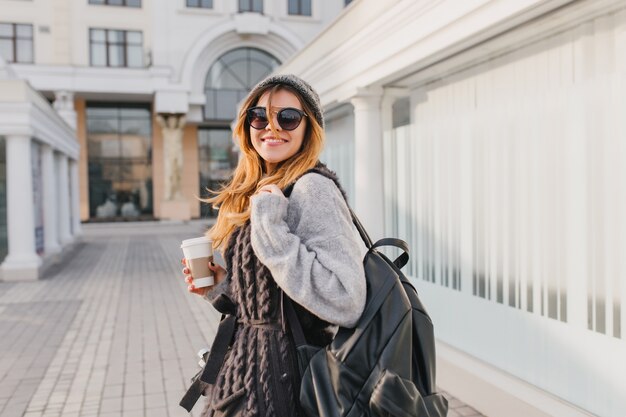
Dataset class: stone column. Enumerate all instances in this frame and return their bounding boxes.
[53,91,77,130]
[56,152,72,245]
[351,90,385,241]
[69,159,82,237]
[1,135,41,281]
[156,113,191,221]
[41,144,61,255]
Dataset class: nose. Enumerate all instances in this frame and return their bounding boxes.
[264,112,282,131]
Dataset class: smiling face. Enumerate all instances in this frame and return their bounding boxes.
[250,89,307,174]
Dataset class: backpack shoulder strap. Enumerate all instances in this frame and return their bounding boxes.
[283,163,410,268]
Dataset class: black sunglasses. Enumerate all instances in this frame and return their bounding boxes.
[246,106,308,131]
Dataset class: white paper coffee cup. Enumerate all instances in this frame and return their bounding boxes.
[181,236,214,288]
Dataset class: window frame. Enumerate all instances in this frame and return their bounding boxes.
[89,28,144,68]
[0,22,34,64]
[88,0,142,7]
[288,0,312,16]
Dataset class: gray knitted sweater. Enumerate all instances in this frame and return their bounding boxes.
[250,172,367,328]
[207,172,367,328]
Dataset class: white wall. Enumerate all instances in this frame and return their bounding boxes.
[383,7,626,417]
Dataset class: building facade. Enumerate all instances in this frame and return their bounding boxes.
[0,0,347,280]
[278,0,626,416]
[0,0,346,224]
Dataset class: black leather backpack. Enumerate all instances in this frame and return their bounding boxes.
[283,171,449,417]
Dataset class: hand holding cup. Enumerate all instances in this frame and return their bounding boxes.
[182,258,226,297]
[180,236,225,297]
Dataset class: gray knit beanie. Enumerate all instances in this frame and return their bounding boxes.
[247,74,324,128]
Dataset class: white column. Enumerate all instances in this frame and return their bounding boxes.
[1,135,41,281]
[56,152,72,245]
[41,144,61,255]
[351,90,385,241]
[53,91,77,130]
[69,159,82,237]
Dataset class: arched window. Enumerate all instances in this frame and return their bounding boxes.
[204,47,280,121]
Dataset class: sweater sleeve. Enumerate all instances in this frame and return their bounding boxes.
[250,173,366,327]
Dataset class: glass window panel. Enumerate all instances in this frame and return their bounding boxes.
[108,0,123,5]
[252,0,263,12]
[0,39,13,62]
[301,0,311,16]
[126,31,142,44]
[0,24,13,37]
[204,89,216,119]
[89,0,105,4]
[201,0,213,7]
[108,44,125,67]
[120,136,145,158]
[126,0,141,6]
[16,39,33,63]
[288,0,298,14]
[220,48,247,67]
[215,90,239,120]
[121,108,150,119]
[90,29,105,42]
[107,30,124,43]
[238,0,248,11]
[87,107,119,118]
[127,45,143,67]
[248,48,279,67]
[87,116,118,133]
[120,118,149,136]
[16,24,32,38]
[187,0,199,6]
[91,43,107,66]
[99,138,122,158]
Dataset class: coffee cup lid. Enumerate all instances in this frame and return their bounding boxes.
[181,236,212,248]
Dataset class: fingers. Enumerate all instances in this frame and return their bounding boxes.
[185,275,192,284]
[181,258,186,266]
[182,267,190,275]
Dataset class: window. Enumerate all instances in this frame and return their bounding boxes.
[88,0,141,7]
[186,0,213,8]
[89,29,143,68]
[204,47,280,120]
[239,0,262,13]
[0,23,33,63]
[288,0,311,16]
[345,0,353,5]
[86,104,153,220]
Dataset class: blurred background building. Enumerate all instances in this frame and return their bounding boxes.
[1,0,625,417]
[0,0,348,279]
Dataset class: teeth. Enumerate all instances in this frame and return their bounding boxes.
[264,139,285,143]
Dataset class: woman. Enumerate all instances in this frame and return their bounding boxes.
[181,74,366,417]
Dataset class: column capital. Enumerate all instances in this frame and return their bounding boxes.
[53,91,77,130]
[155,113,187,130]
[350,87,384,110]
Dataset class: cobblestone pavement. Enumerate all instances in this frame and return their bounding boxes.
[0,220,485,417]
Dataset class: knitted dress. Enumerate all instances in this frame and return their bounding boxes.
[201,221,333,417]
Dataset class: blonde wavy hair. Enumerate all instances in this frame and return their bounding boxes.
[203,84,325,251]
